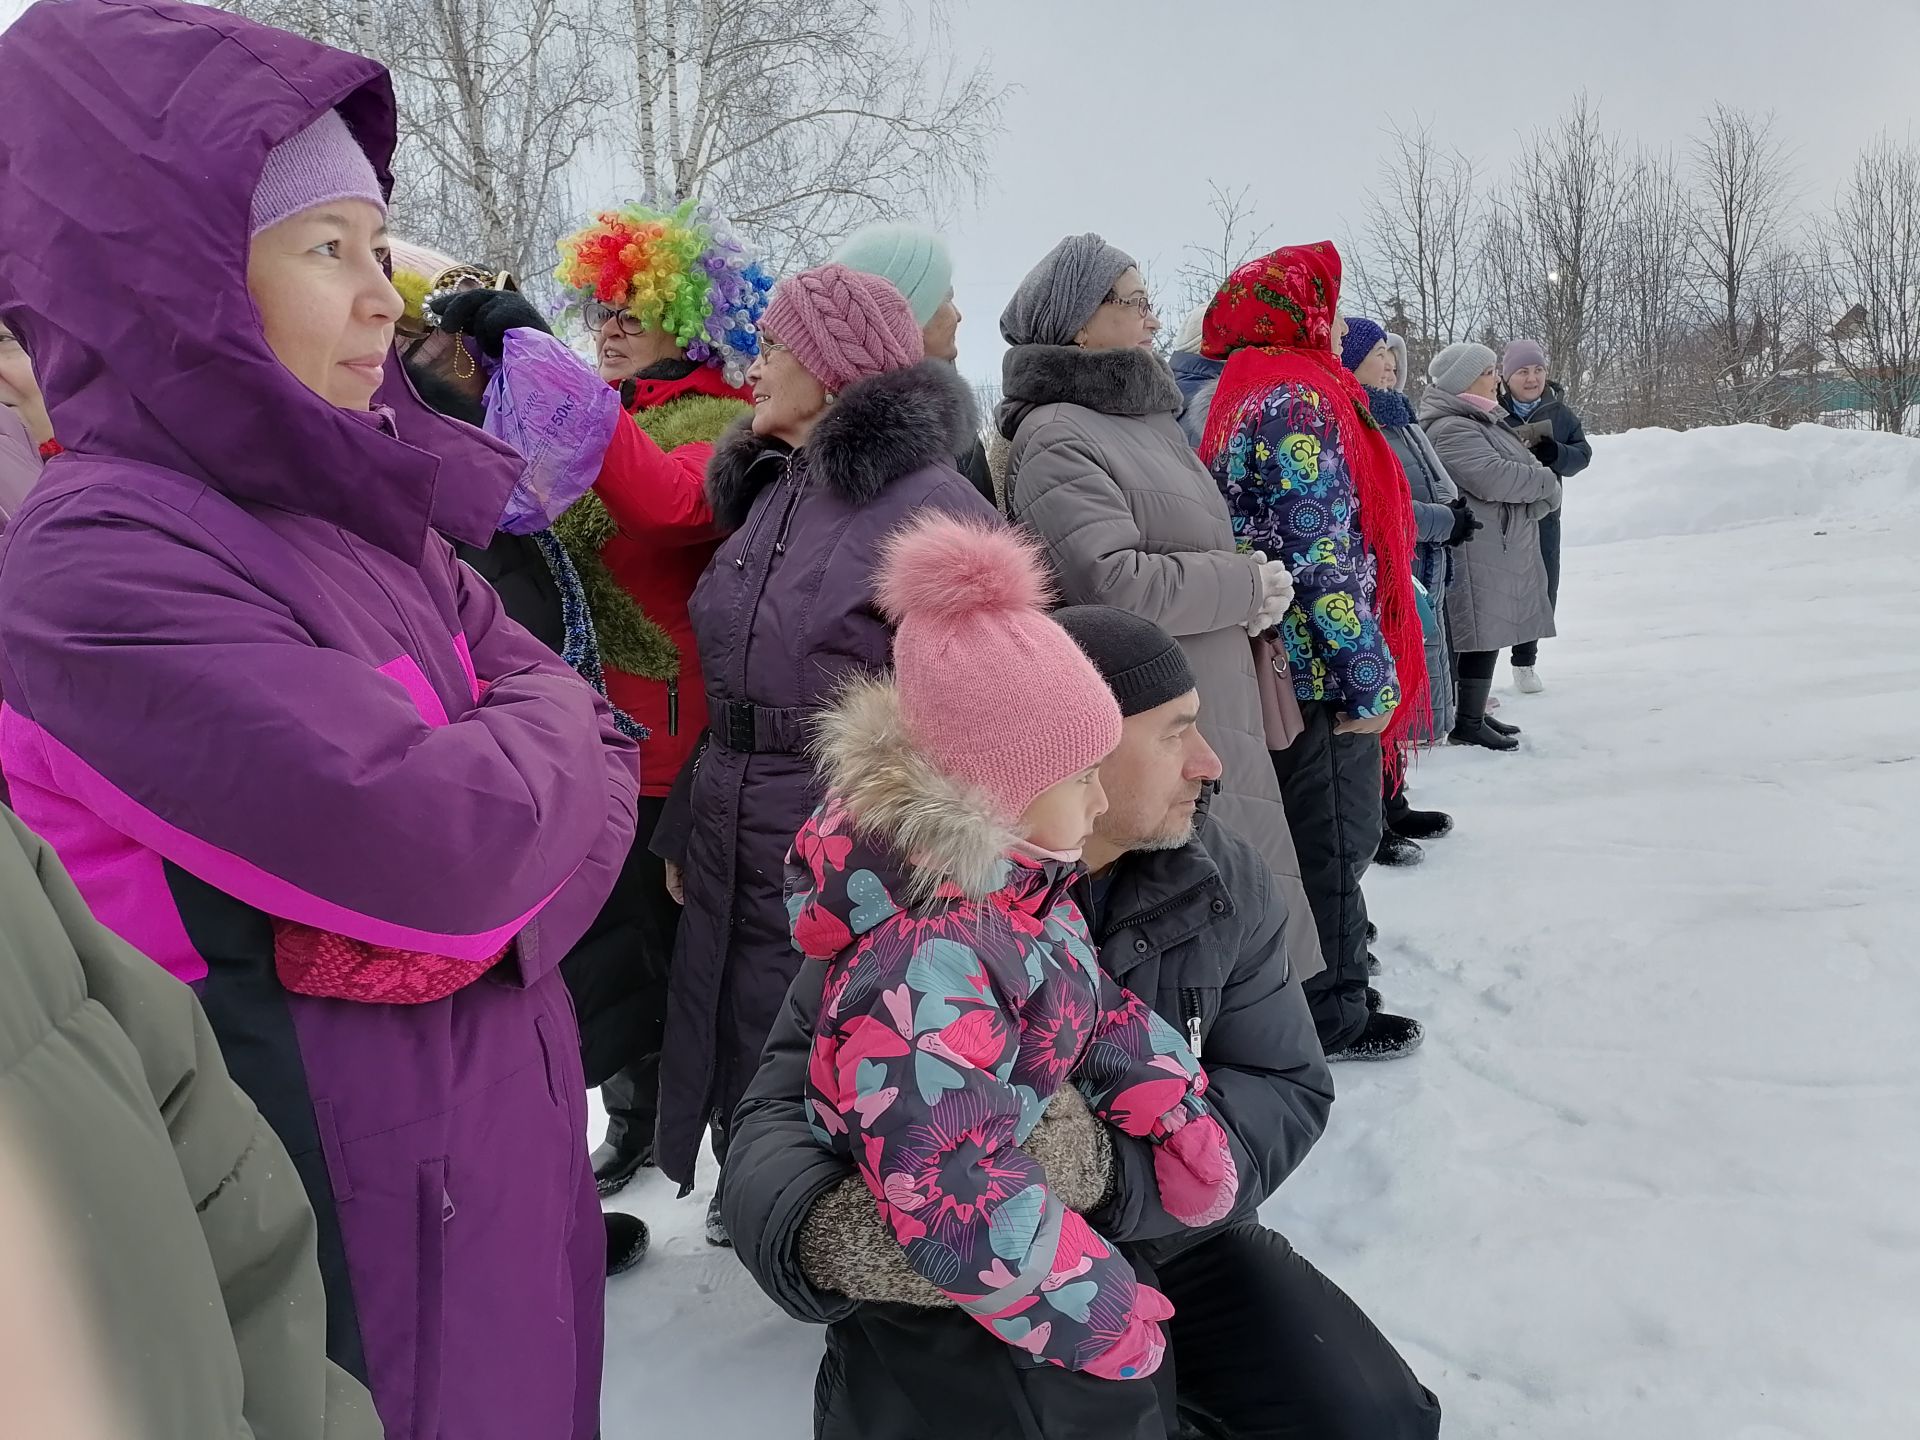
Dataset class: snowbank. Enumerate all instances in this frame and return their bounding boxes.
[1575,421,1920,545]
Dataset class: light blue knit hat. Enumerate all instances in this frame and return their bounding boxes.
[833,223,954,327]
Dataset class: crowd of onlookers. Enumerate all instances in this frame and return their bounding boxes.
[0,2,1595,1438]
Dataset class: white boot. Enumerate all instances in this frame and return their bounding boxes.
[1513,665,1545,694]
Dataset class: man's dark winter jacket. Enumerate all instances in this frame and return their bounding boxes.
[723,805,1333,1336]
[651,360,999,1187]
[1498,380,1593,479]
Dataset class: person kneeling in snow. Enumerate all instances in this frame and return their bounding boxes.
[797,513,1235,1382]
[727,597,1442,1438]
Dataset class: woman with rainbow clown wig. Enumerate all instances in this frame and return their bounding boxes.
[546,198,775,1195]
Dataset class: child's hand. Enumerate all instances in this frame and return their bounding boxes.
[1153,1113,1239,1228]
[1081,1282,1174,1382]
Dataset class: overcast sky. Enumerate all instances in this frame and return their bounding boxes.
[6,0,1917,388]
[936,0,1920,385]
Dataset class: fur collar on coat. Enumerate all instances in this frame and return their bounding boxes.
[996,343,1185,439]
[705,359,979,531]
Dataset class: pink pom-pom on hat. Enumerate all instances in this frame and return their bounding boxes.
[878,514,1122,823]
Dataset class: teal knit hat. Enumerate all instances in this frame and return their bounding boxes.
[833,223,953,327]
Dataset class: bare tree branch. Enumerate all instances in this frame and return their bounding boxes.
[1819,134,1920,434]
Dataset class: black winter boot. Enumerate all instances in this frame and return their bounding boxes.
[1390,807,1454,841]
[1328,1011,1425,1061]
[605,1212,650,1276]
[1375,830,1425,867]
[591,1136,654,1198]
[704,1190,732,1248]
[1451,676,1520,752]
[1484,714,1521,738]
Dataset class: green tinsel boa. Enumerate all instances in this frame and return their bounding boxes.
[552,392,750,683]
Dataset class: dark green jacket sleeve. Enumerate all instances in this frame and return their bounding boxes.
[5,808,382,1440]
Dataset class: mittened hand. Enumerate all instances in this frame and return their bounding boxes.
[1081,1282,1174,1382]
[1153,1113,1239,1228]
[1248,551,1296,634]
[1530,437,1561,469]
[428,288,552,359]
[1445,498,1482,547]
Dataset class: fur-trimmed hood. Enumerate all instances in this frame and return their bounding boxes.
[704,359,979,531]
[996,342,1185,439]
[802,677,1025,909]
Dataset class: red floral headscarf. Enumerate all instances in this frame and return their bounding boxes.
[1199,242,1429,767]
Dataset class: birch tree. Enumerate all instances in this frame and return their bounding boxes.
[605,0,1006,269]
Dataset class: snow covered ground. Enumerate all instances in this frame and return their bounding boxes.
[599,423,1920,1438]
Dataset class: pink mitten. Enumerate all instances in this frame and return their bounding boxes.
[1082,1282,1174,1382]
[1153,1113,1239,1227]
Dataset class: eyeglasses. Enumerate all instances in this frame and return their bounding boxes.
[1105,291,1157,319]
[583,300,646,336]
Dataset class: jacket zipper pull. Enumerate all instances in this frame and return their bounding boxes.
[667,676,679,736]
[1181,987,1204,1060]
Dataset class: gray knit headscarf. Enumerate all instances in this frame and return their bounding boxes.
[999,233,1137,347]
[1427,341,1499,397]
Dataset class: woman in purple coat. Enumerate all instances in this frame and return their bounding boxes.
[653,264,999,1231]
[0,4,637,1438]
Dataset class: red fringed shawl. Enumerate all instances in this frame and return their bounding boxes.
[1198,242,1429,773]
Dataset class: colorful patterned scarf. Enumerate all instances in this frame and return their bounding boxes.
[1198,242,1429,769]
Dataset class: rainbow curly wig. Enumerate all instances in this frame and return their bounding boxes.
[554,198,773,383]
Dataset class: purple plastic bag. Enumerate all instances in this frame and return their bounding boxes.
[483,328,621,534]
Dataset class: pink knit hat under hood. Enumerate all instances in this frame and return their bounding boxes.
[877,514,1122,825]
[250,109,386,238]
[762,262,924,395]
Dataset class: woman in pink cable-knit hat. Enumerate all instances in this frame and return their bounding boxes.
[650,263,1002,1234]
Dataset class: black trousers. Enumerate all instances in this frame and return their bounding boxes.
[814,1225,1441,1440]
[595,796,678,1154]
[1162,1226,1442,1440]
[1456,649,1498,683]
[1512,509,1562,668]
[1269,702,1383,1052]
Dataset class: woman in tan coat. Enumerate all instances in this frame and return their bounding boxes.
[997,233,1322,987]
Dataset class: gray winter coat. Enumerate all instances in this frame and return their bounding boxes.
[0,806,380,1440]
[1417,388,1562,654]
[653,361,999,1186]
[722,804,1334,1438]
[1373,385,1461,738]
[997,343,1323,983]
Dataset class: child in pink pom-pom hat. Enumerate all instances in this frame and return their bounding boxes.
[788,511,1238,1381]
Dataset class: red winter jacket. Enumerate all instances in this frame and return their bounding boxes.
[595,365,749,795]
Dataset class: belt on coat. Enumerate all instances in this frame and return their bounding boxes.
[711,698,811,755]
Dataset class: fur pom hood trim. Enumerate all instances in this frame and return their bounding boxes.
[810,676,1017,903]
[705,359,979,531]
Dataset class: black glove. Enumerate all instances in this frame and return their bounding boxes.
[1445,497,1482,546]
[1530,437,1561,470]
[428,288,551,360]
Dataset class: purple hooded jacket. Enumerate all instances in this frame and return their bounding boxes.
[653,359,997,1186]
[0,4,638,1438]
